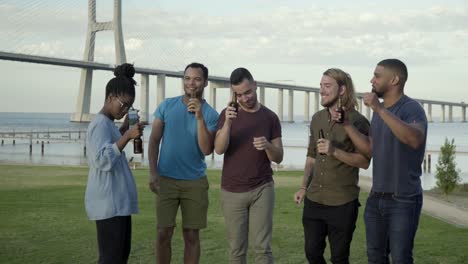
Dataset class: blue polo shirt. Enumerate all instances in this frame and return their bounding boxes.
[371,95,428,196]
[154,96,219,180]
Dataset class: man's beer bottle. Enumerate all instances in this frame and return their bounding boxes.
[336,96,345,123]
[229,92,239,112]
[318,129,325,155]
[189,91,196,114]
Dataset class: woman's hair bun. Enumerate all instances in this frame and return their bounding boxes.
[114,63,135,78]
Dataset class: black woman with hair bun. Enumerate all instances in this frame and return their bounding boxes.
[84,63,147,264]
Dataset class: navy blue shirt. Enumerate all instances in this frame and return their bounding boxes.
[371,95,427,196]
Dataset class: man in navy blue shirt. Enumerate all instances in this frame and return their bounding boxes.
[339,59,427,264]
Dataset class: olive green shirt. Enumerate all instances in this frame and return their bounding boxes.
[306,109,370,206]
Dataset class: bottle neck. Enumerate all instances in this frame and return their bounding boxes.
[231,93,237,103]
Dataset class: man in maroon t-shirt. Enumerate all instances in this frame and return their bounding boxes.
[215,67,283,263]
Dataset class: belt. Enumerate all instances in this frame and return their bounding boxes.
[370,191,394,199]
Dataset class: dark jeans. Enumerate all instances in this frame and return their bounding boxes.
[364,192,422,264]
[96,215,132,264]
[302,198,360,264]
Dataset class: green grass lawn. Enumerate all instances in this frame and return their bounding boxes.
[1,164,467,263]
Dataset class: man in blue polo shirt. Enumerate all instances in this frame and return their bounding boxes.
[148,62,218,264]
[341,59,427,264]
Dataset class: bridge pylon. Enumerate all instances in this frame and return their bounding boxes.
[71,0,126,122]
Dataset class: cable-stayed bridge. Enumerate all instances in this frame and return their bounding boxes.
[1,0,466,123]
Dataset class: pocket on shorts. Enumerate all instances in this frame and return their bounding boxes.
[197,176,209,190]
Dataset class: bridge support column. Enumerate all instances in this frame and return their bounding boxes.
[180,76,186,95]
[209,81,222,110]
[288,89,294,122]
[71,69,93,122]
[442,105,446,122]
[449,105,453,122]
[314,92,319,113]
[71,0,127,122]
[428,104,433,122]
[304,91,310,122]
[140,74,149,122]
[462,106,466,122]
[278,89,284,121]
[259,86,265,105]
[157,74,166,107]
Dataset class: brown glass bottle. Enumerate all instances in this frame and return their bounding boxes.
[318,129,325,155]
[128,108,143,154]
[133,138,143,154]
[336,96,345,123]
[189,91,196,114]
[229,92,239,112]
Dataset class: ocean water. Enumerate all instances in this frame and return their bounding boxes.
[1,112,467,190]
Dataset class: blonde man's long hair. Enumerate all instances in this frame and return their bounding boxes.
[323,68,358,110]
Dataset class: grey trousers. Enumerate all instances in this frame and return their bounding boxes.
[221,181,275,264]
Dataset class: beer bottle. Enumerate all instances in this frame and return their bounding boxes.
[189,91,196,114]
[128,109,143,154]
[318,129,325,155]
[319,129,325,139]
[133,137,143,154]
[229,92,239,112]
[336,96,345,123]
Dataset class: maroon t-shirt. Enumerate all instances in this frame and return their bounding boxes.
[218,105,282,192]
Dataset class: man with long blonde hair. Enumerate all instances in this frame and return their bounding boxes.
[294,68,370,264]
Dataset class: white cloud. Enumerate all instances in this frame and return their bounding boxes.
[1,2,467,69]
[359,13,377,23]
[117,5,468,68]
[16,41,67,57]
[125,38,144,51]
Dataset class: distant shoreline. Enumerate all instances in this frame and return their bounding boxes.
[0,111,462,122]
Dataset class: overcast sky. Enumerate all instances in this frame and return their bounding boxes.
[0,0,467,114]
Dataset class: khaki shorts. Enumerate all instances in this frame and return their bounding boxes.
[157,176,209,229]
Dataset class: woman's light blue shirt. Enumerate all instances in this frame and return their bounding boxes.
[85,113,138,221]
